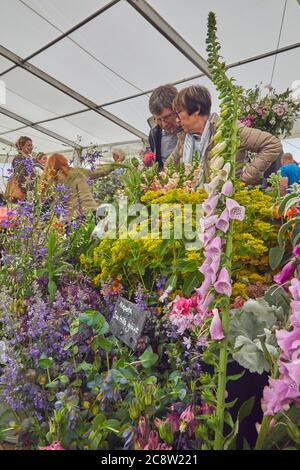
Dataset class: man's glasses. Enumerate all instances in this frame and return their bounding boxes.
[155,111,177,125]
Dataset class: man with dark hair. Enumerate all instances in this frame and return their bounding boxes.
[148,84,183,169]
[168,85,282,186]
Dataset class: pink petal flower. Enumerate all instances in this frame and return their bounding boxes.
[293,243,300,260]
[210,308,224,340]
[274,261,297,285]
[199,226,216,246]
[276,328,300,360]
[216,208,230,233]
[221,180,234,197]
[204,176,221,195]
[262,378,299,416]
[39,441,64,451]
[203,194,219,216]
[180,405,195,423]
[289,278,300,301]
[279,359,300,388]
[204,215,218,230]
[226,198,245,221]
[205,236,222,256]
[214,268,232,297]
[291,301,300,328]
[196,275,213,298]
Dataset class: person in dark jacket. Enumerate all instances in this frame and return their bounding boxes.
[148,84,183,169]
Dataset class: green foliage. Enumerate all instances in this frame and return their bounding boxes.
[228,299,282,373]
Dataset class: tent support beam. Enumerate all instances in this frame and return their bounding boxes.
[127,0,211,78]
[2,0,121,76]
[0,106,81,148]
[2,40,298,131]
[0,45,148,142]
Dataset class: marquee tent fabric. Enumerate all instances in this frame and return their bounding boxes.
[0,0,299,156]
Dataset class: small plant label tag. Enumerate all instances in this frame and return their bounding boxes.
[110,297,147,350]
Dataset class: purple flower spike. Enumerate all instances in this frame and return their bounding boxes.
[221,181,233,197]
[273,261,297,285]
[214,268,232,297]
[210,308,224,340]
[216,208,230,233]
[226,198,245,221]
[203,194,219,216]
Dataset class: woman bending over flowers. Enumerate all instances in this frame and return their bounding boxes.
[41,153,123,221]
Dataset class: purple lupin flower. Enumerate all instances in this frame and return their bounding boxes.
[273,261,297,285]
[226,198,245,221]
[214,268,232,297]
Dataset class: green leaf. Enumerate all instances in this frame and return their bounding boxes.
[59,375,69,385]
[278,218,300,247]
[167,274,178,290]
[79,310,110,334]
[45,381,59,389]
[226,371,245,382]
[182,271,202,296]
[223,418,239,450]
[139,351,159,369]
[232,336,269,374]
[92,413,106,429]
[93,336,113,353]
[269,246,285,270]
[264,286,290,316]
[38,356,54,369]
[103,419,121,434]
[238,396,255,423]
[224,411,234,429]
[48,279,57,302]
[224,398,239,409]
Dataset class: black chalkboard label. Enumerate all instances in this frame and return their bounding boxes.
[109,297,148,350]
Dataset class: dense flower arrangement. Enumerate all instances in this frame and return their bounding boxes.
[238,84,300,138]
[1,13,300,452]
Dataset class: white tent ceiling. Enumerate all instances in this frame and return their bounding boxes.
[0,0,299,155]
